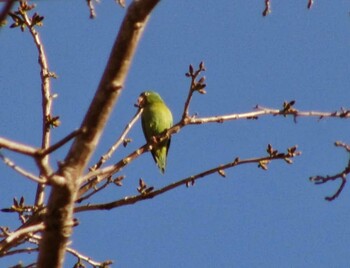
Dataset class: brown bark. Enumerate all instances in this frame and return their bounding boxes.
[37,0,160,267]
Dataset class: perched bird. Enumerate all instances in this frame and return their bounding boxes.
[138,91,173,174]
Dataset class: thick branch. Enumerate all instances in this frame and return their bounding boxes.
[37,1,160,267]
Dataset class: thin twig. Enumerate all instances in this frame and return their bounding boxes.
[0,223,44,256]
[262,0,271,16]
[310,171,348,201]
[76,176,113,203]
[334,141,350,153]
[75,145,300,212]
[86,0,97,19]
[66,246,113,267]
[37,128,83,157]
[116,0,126,8]
[20,5,55,206]
[309,141,350,201]
[19,224,113,266]
[21,6,54,153]
[307,0,314,9]
[78,143,149,197]
[189,105,350,125]
[81,102,349,179]
[310,142,350,201]
[78,108,142,197]
[78,101,350,198]
[79,64,205,193]
[0,152,46,184]
[182,62,206,119]
[0,137,37,156]
[1,247,38,257]
[90,107,142,171]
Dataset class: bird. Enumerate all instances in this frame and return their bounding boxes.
[138,91,173,174]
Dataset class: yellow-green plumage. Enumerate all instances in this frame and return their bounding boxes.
[139,91,173,174]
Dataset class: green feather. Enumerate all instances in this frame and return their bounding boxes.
[139,91,173,174]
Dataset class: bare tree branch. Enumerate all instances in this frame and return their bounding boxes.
[37,0,161,267]
[307,0,314,9]
[0,137,37,156]
[78,143,149,197]
[190,103,350,125]
[262,0,315,15]
[0,223,44,257]
[310,141,350,201]
[334,141,350,153]
[0,152,46,184]
[86,0,96,19]
[90,107,143,171]
[20,5,55,157]
[77,63,350,201]
[23,8,54,208]
[1,2,345,265]
[1,247,38,258]
[75,144,301,212]
[9,1,57,207]
[182,62,206,118]
[76,176,114,204]
[262,0,271,16]
[66,246,113,267]
[78,99,350,196]
[36,129,83,157]
[78,108,142,197]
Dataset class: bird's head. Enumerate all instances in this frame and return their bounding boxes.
[137,91,163,107]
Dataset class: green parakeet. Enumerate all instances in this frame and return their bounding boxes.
[138,91,173,174]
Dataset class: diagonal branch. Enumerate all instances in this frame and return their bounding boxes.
[90,107,143,171]
[78,143,149,197]
[0,223,45,257]
[78,64,350,198]
[78,99,350,198]
[66,247,113,267]
[75,145,300,212]
[36,128,83,157]
[1,247,38,258]
[37,1,161,267]
[0,152,46,184]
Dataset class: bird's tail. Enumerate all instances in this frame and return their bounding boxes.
[154,147,167,174]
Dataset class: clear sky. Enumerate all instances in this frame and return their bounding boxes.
[1,1,350,267]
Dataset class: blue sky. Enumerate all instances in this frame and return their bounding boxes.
[1,1,350,267]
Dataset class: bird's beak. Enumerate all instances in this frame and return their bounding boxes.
[137,95,145,108]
